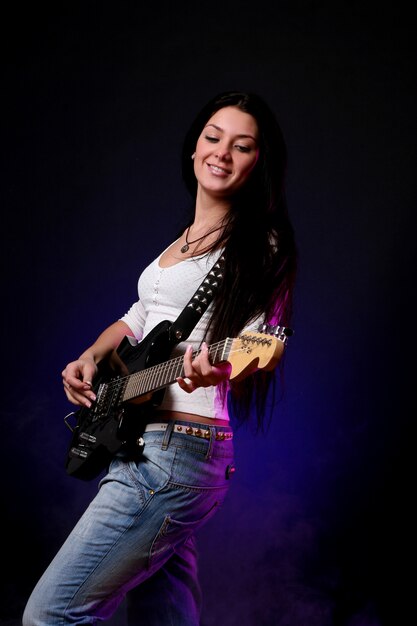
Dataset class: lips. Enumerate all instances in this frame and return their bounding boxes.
[207,163,231,176]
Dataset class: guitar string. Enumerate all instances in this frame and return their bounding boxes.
[102,337,276,399]
[117,339,233,395]
[109,327,284,395]
[118,344,262,389]
[110,337,276,390]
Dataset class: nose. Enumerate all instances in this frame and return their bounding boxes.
[215,143,231,161]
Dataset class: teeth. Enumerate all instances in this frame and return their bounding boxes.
[210,165,227,174]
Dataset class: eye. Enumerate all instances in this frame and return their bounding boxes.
[235,144,251,153]
[205,135,219,143]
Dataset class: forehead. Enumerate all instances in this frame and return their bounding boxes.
[204,106,258,139]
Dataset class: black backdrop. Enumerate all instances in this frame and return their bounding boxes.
[1,2,415,625]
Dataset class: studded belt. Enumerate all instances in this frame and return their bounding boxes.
[143,422,233,441]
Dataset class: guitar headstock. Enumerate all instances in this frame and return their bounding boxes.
[228,324,293,382]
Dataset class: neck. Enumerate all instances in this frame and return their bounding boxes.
[194,188,231,230]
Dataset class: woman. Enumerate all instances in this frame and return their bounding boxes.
[23,91,296,625]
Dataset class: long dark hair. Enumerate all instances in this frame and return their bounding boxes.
[182,91,297,429]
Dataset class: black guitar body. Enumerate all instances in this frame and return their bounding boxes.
[65,320,177,481]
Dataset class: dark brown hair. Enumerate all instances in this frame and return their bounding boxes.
[182,91,297,429]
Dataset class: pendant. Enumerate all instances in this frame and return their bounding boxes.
[180,244,189,253]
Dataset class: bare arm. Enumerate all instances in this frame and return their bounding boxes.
[62,320,134,408]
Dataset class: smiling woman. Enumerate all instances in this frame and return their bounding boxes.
[23,91,297,626]
[192,106,260,200]
[157,105,261,305]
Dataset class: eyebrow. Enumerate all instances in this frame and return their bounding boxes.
[204,123,258,142]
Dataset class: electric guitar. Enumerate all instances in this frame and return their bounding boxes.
[64,321,292,481]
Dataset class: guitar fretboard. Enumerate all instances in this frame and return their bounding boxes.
[122,338,233,402]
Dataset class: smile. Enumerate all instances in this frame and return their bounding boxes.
[207,164,230,176]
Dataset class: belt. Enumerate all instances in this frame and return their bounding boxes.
[143,422,233,441]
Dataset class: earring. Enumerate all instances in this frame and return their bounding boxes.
[191,152,196,160]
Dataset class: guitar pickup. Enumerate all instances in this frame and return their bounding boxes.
[79,432,97,444]
[69,447,89,459]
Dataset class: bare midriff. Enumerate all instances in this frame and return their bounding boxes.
[153,410,230,428]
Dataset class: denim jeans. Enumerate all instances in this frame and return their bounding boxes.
[23,421,234,626]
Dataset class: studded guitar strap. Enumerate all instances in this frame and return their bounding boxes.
[169,253,225,343]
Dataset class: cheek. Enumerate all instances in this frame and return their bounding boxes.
[194,136,205,158]
[193,141,205,169]
[240,153,259,180]
[193,152,203,178]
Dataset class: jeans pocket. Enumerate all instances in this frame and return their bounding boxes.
[148,496,222,570]
[126,446,176,494]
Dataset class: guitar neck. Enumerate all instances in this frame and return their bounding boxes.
[122,338,232,402]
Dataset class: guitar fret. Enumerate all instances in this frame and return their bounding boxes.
[124,354,185,402]
[139,370,146,395]
[148,365,156,391]
[208,339,226,366]
[223,338,232,361]
[168,357,178,383]
[146,366,155,392]
[154,362,164,389]
[157,361,166,387]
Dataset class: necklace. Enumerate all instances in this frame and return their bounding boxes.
[180,225,223,253]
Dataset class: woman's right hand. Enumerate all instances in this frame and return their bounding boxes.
[62,358,98,408]
[61,320,135,407]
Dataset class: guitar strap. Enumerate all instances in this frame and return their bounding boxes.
[169,253,225,342]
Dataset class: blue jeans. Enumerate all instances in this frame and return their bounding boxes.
[23,421,234,626]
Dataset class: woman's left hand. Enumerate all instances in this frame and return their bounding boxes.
[176,343,232,393]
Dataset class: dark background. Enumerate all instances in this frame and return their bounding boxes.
[1,2,415,625]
